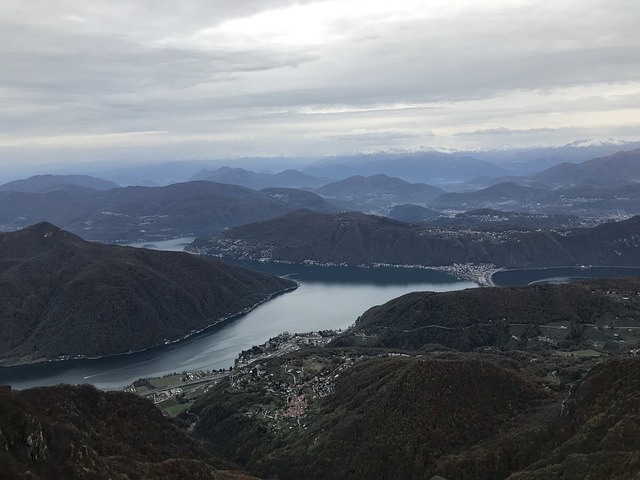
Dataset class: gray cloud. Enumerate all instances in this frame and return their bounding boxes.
[0,0,639,165]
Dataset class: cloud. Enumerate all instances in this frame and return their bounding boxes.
[0,0,639,165]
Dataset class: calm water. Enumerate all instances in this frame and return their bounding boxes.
[492,266,640,286]
[0,262,476,390]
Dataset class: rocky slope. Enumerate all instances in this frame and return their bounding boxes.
[0,384,256,479]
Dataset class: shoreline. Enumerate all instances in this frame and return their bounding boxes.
[0,283,299,369]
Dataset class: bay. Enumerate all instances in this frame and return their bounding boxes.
[0,261,475,391]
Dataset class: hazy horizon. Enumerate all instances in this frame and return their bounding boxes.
[1,0,639,170]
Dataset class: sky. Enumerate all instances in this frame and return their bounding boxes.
[0,0,639,168]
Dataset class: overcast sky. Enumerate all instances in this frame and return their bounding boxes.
[1,0,639,167]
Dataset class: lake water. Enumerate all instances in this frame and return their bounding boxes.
[492,266,640,286]
[0,260,476,391]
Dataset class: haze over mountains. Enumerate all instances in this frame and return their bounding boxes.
[2,146,640,479]
[2,147,639,243]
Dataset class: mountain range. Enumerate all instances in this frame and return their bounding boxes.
[188,210,640,268]
[0,180,334,241]
[0,223,296,365]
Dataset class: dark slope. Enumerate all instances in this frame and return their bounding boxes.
[510,357,640,479]
[0,223,296,365]
[190,210,640,268]
[0,384,256,480]
[0,180,327,241]
[336,277,640,351]
[71,181,293,240]
[260,187,337,211]
[388,203,441,222]
[0,174,119,193]
[192,354,548,480]
[0,190,91,227]
[532,148,640,188]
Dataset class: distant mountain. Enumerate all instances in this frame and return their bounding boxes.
[305,152,507,185]
[0,384,253,479]
[315,174,444,212]
[0,223,296,365]
[0,174,119,192]
[426,208,585,230]
[430,182,550,211]
[190,166,333,189]
[0,181,331,241]
[388,204,442,222]
[260,187,337,211]
[532,148,640,188]
[189,210,640,268]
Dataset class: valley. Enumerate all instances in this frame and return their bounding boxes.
[2,145,640,480]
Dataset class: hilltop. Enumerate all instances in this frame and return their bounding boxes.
[0,223,296,365]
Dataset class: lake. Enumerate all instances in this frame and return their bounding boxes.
[0,260,476,391]
[492,265,640,286]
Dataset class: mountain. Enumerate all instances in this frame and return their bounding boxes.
[189,210,640,268]
[334,276,640,352]
[425,209,585,230]
[430,182,551,211]
[191,353,548,480]
[0,174,120,193]
[0,223,296,365]
[0,181,330,241]
[304,152,507,185]
[190,166,333,189]
[260,187,337,212]
[315,174,444,212]
[0,384,254,479]
[532,148,640,188]
[388,204,442,222]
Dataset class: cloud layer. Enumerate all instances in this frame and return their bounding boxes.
[1,0,639,164]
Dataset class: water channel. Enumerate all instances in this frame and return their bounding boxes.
[0,238,476,390]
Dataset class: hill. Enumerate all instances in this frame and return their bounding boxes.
[190,166,332,189]
[388,204,442,222]
[532,148,640,188]
[0,223,296,365]
[0,384,255,479]
[189,210,640,268]
[430,182,550,211]
[0,181,329,241]
[333,276,640,352]
[191,352,550,480]
[315,174,444,212]
[0,174,120,193]
[304,152,506,184]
